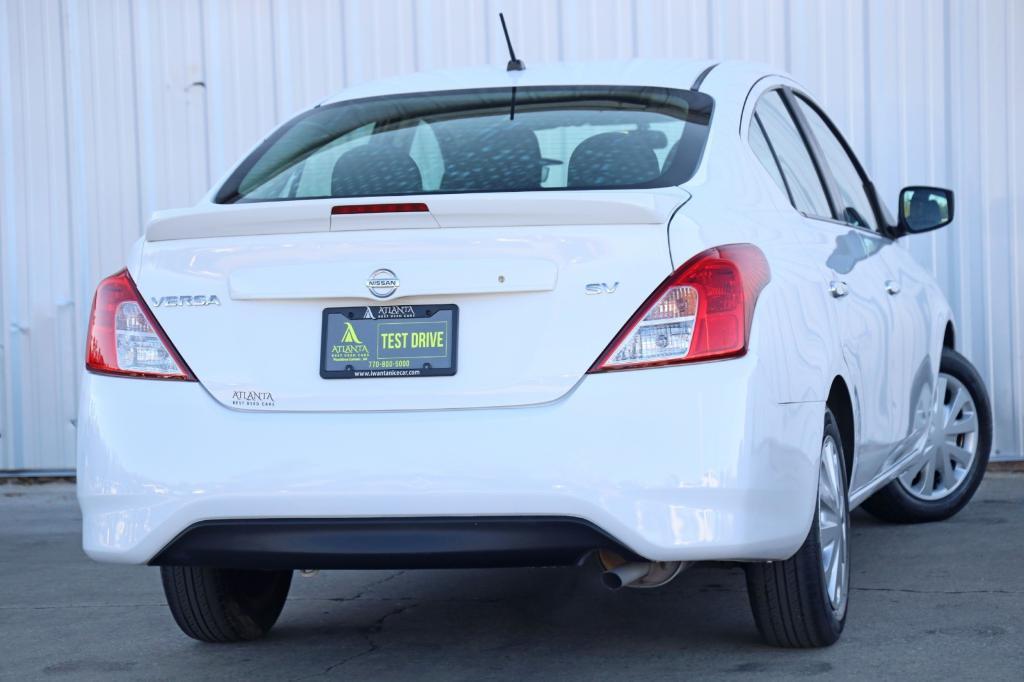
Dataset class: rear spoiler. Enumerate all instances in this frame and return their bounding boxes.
[145,190,690,242]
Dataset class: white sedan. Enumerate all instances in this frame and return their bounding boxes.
[77,58,991,647]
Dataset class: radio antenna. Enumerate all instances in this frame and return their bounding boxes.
[499,13,525,71]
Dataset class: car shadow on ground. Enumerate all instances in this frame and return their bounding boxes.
[267,561,784,677]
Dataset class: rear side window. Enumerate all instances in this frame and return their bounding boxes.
[216,86,714,203]
[752,91,831,219]
[748,115,792,203]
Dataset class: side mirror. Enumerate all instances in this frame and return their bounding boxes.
[897,186,954,235]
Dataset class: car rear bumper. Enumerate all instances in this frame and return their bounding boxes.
[77,357,823,565]
[150,517,645,569]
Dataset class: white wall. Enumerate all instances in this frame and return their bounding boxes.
[1,0,1021,470]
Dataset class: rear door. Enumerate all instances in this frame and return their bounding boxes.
[788,92,929,486]
[751,89,901,490]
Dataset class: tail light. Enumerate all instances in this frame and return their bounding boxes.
[589,244,770,372]
[85,269,195,380]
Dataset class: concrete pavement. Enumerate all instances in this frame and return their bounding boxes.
[2,474,1022,680]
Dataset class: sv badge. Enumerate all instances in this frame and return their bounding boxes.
[585,282,619,295]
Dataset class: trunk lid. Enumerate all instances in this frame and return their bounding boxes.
[136,192,685,411]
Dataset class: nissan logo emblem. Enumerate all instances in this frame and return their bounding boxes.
[366,269,400,298]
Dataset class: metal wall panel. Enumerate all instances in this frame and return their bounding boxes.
[1,0,1021,469]
[1,0,78,470]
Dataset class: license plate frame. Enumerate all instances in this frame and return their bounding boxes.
[319,304,459,379]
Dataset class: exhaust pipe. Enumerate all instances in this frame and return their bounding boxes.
[601,562,654,590]
[600,560,687,590]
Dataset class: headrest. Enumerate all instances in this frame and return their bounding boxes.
[332,144,423,197]
[567,132,660,188]
[443,123,542,191]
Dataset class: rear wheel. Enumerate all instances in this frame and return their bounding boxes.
[745,409,849,648]
[160,566,292,643]
[862,347,992,523]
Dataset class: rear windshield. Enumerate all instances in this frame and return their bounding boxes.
[216,85,714,203]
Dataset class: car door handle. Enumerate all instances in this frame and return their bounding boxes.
[884,280,901,295]
[828,280,849,298]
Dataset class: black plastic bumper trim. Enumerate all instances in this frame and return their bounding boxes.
[150,517,645,570]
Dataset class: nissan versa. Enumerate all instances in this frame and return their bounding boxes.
[78,59,992,648]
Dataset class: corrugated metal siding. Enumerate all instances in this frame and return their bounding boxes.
[0,0,1021,469]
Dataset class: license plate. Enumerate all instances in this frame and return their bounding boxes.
[320,304,458,379]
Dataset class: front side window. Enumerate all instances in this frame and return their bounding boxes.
[794,96,879,232]
[752,91,832,220]
[217,86,714,203]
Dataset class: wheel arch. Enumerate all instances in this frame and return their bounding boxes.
[826,376,855,487]
[943,320,956,350]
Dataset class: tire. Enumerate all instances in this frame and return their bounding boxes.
[160,566,292,643]
[745,409,849,648]
[862,347,992,524]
